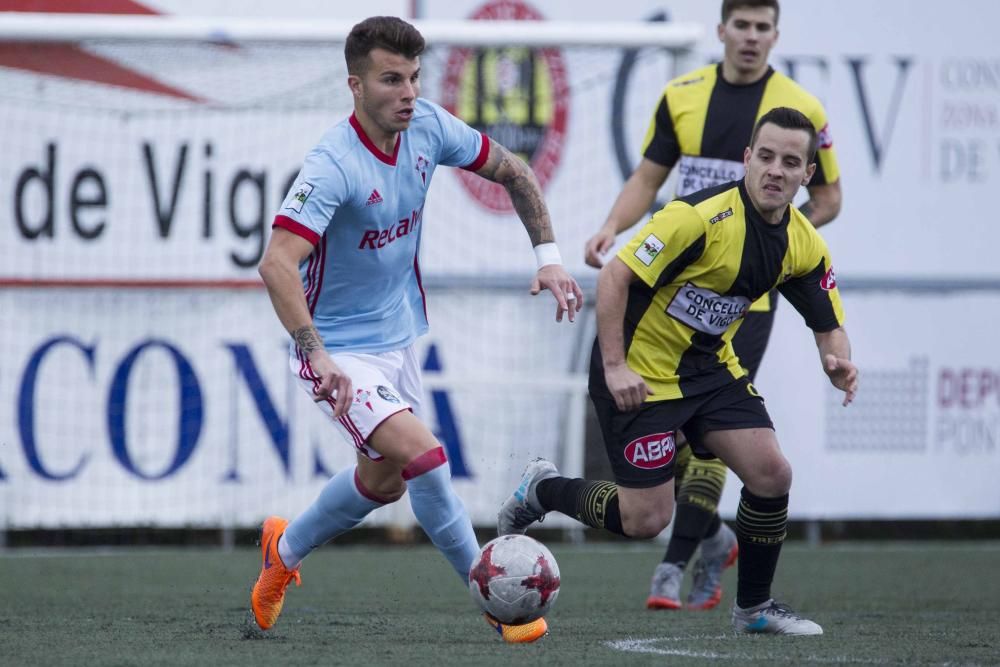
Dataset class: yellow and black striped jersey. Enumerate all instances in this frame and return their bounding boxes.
[641,63,840,315]
[643,63,840,195]
[595,180,844,402]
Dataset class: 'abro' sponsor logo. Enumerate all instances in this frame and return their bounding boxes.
[625,432,676,469]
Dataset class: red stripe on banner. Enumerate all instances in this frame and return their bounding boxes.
[349,113,400,166]
[353,469,393,504]
[401,446,447,480]
[0,3,206,103]
[273,215,320,246]
[0,0,159,13]
[0,44,203,101]
[413,254,428,322]
[462,132,491,172]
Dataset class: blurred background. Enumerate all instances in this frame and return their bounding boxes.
[1,0,998,547]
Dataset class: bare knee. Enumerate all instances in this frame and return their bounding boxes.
[621,508,672,539]
[356,462,407,503]
[748,456,792,497]
[369,476,407,503]
[367,411,442,469]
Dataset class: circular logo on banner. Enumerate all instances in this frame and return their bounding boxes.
[440,0,570,213]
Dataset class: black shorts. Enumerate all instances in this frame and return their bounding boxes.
[590,377,773,489]
[732,305,776,382]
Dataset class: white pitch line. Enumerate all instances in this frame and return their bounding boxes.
[604,636,891,664]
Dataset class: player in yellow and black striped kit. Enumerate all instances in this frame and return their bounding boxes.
[500,107,859,635]
[585,0,843,612]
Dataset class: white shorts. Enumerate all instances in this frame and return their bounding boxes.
[290,345,423,461]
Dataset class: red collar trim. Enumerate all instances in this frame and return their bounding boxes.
[350,112,400,166]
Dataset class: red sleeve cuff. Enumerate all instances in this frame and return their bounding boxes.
[273,215,320,245]
[462,132,490,172]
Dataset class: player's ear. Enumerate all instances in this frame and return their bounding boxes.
[743,145,752,169]
[802,162,816,186]
[717,22,726,42]
[348,74,362,99]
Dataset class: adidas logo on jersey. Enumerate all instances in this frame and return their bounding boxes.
[366,189,383,206]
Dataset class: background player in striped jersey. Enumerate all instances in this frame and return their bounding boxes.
[584,0,843,611]
[501,107,858,635]
[250,16,582,644]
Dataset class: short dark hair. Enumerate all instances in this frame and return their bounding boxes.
[721,0,780,25]
[750,106,817,161]
[345,16,425,75]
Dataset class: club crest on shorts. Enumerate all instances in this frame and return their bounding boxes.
[354,388,374,412]
[624,432,675,469]
[377,385,401,404]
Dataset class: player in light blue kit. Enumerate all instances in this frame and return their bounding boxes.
[250,16,582,644]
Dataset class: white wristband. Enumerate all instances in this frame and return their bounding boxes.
[533,242,563,270]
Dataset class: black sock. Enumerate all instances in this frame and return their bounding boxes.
[735,487,788,608]
[664,455,727,565]
[663,503,712,567]
[536,477,626,537]
[702,512,722,540]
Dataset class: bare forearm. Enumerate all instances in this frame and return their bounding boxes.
[602,159,670,235]
[815,325,858,405]
[478,143,554,246]
[596,262,632,368]
[814,326,851,364]
[801,181,842,228]
[603,173,661,235]
[506,169,554,246]
[259,257,322,353]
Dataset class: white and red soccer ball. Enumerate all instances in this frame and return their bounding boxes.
[468,534,561,624]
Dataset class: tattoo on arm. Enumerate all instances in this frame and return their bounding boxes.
[292,325,323,354]
[478,142,555,246]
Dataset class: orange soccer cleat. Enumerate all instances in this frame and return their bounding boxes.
[250,516,302,630]
[484,613,549,643]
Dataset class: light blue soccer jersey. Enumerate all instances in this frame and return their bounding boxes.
[274,98,489,354]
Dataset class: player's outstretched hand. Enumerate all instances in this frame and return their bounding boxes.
[604,362,653,412]
[824,354,858,407]
[584,228,616,268]
[309,351,353,418]
[530,265,584,323]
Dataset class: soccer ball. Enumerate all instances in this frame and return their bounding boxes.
[468,534,560,624]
